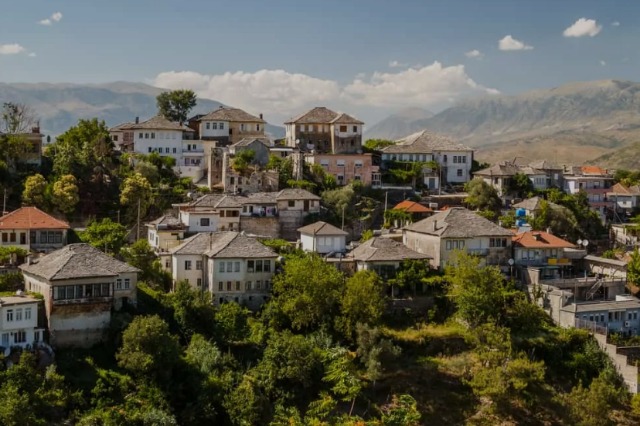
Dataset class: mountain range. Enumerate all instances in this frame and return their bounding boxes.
[367,80,640,167]
[0,82,285,138]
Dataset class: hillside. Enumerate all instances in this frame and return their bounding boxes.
[370,80,640,166]
[365,107,434,140]
[0,82,285,138]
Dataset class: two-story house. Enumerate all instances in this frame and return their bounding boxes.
[346,237,431,280]
[20,244,140,348]
[512,230,575,280]
[174,194,242,233]
[305,153,380,187]
[0,294,44,356]
[146,214,187,253]
[381,130,474,189]
[0,207,69,253]
[608,183,640,219]
[563,165,614,221]
[169,232,278,309]
[473,162,522,198]
[191,107,266,146]
[298,221,348,254]
[403,207,514,270]
[285,107,363,154]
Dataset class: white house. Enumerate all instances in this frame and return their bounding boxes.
[403,207,514,270]
[297,221,348,254]
[146,214,186,253]
[608,183,640,218]
[0,207,70,253]
[381,130,474,188]
[168,232,278,309]
[193,106,266,145]
[20,244,140,348]
[0,295,44,356]
[346,237,430,279]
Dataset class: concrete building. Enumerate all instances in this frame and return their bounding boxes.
[298,221,348,254]
[608,183,640,220]
[191,107,266,146]
[146,214,186,253]
[0,295,44,356]
[403,207,513,270]
[20,244,140,348]
[563,165,614,220]
[168,232,278,309]
[285,107,364,154]
[512,230,576,280]
[305,153,380,187]
[381,130,474,189]
[0,207,69,253]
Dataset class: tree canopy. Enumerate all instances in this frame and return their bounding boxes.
[156,90,197,123]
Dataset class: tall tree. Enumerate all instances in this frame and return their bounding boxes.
[80,218,128,255]
[464,179,502,214]
[120,172,153,221]
[22,173,48,208]
[156,90,197,123]
[1,102,35,134]
[52,175,79,216]
[338,270,386,338]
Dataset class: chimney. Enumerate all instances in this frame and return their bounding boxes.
[259,113,263,120]
[432,220,437,232]
[135,116,139,124]
[31,125,40,134]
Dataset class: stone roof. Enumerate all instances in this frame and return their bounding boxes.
[512,196,563,212]
[189,194,243,209]
[170,232,277,258]
[180,189,319,210]
[0,296,40,307]
[242,192,278,205]
[348,237,430,262]
[529,160,562,170]
[146,214,185,229]
[512,231,575,249]
[285,107,364,125]
[393,200,432,214]
[473,162,522,177]
[231,137,271,149]
[381,130,471,154]
[518,165,546,176]
[406,207,514,238]
[0,207,69,230]
[297,221,348,236]
[199,106,265,123]
[20,243,140,281]
[276,188,321,201]
[122,115,192,132]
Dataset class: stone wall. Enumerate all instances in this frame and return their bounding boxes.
[240,216,280,238]
[594,333,640,394]
[279,210,309,241]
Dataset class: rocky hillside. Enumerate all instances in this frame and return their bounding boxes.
[365,107,433,140]
[0,82,285,138]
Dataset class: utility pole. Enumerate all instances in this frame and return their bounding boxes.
[136,198,141,240]
[2,188,6,215]
[384,191,388,213]
[117,210,121,224]
[341,205,345,231]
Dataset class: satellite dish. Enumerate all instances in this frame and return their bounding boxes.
[295,139,300,145]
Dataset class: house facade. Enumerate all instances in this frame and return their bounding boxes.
[190,107,266,145]
[0,127,43,167]
[20,244,140,348]
[403,207,514,270]
[298,221,348,254]
[168,232,278,309]
[146,214,186,253]
[346,237,430,279]
[0,295,44,356]
[512,230,576,280]
[305,153,380,187]
[284,107,364,154]
[381,130,474,188]
[0,207,69,253]
[473,162,521,198]
[607,183,640,219]
[563,165,614,220]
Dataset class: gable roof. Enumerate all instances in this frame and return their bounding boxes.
[126,115,192,131]
[0,207,70,230]
[512,231,575,249]
[581,165,608,176]
[348,237,430,262]
[381,130,471,154]
[406,207,514,238]
[20,243,140,281]
[231,137,271,149]
[187,194,243,209]
[146,214,185,229]
[528,160,562,170]
[608,182,640,196]
[512,196,562,212]
[297,221,348,236]
[170,232,277,258]
[285,107,364,125]
[199,106,265,123]
[473,162,521,177]
[276,188,321,201]
[393,200,433,214]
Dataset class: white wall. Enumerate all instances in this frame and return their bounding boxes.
[300,234,346,254]
[133,130,183,159]
[181,211,219,232]
[172,254,205,288]
[200,121,230,138]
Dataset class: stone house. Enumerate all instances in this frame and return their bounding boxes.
[345,237,430,279]
[190,106,266,146]
[284,107,364,154]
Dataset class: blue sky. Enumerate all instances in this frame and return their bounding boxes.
[1,0,638,124]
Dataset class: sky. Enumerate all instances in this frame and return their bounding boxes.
[0,0,639,125]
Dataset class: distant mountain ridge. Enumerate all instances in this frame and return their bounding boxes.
[0,82,285,138]
[367,80,640,166]
[365,107,433,140]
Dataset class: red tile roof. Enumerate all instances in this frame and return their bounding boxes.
[512,231,574,249]
[393,200,433,213]
[581,165,607,176]
[0,207,70,230]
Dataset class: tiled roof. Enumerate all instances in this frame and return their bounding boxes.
[608,183,640,196]
[528,160,562,170]
[473,162,521,177]
[276,188,321,201]
[393,200,432,214]
[285,107,364,125]
[348,237,430,262]
[146,214,185,229]
[297,221,348,236]
[512,231,575,249]
[381,130,471,154]
[0,207,70,230]
[406,207,514,238]
[231,137,271,148]
[581,165,608,176]
[170,232,277,258]
[181,189,319,210]
[109,121,136,131]
[512,197,562,212]
[189,194,243,209]
[126,115,192,131]
[199,107,265,123]
[518,166,545,176]
[241,192,278,205]
[20,243,140,281]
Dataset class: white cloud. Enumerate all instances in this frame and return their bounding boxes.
[465,49,483,59]
[39,12,62,26]
[342,61,498,108]
[498,35,533,51]
[388,60,408,68]
[153,69,341,120]
[28,52,36,57]
[612,21,620,27]
[563,18,602,37]
[0,44,25,55]
[600,60,606,66]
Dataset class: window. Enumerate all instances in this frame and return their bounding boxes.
[113,135,119,142]
[256,260,263,272]
[219,123,224,130]
[490,238,507,248]
[139,133,143,138]
[15,308,22,321]
[355,161,363,168]
[220,262,226,272]
[226,281,232,291]
[196,260,203,270]
[9,233,15,243]
[197,278,203,287]
[6,309,13,322]
[445,240,465,250]
[234,262,240,272]
[257,124,260,131]
[264,260,271,272]
[246,281,252,290]
[145,133,149,139]
[337,160,345,167]
[235,281,240,291]
[247,260,254,272]
[1,233,6,243]
[256,280,262,290]
[226,261,232,273]
[116,279,122,290]
[240,123,246,131]
[151,132,155,139]
[165,147,170,153]
[339,125,347,132]
[14,331,26,344]
[288,200,295,207]
[148,147,152,153]
[20,232,26,245]
[353,125,357,132]
[185,260,192,270]
[173,147,177,154]
[206,123,210,129]
[34,330,40,342]
[124,279,130,289]
[443,155,448,162]
[218,282,223,291]
[25,308,31,320]
[200,218,210,227]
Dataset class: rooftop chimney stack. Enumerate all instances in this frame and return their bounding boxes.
[135,117,139,124]
[259,113,263,120]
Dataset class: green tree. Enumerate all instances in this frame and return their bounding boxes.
[564,370,627,426]
[380,394,421,426]
[232,149,256,175]
[464,179,502,213]
[52,174,80,216]
[184,334,223,376]
[322,347,362,416]
[1,102,35,133]
[120,239,170,285]
[22,173,48,208]
[224,374,271,426]
[363,138,395,152]
[360,229,374,242]
[80,218,128,255]
[215,302,251,344]
[338,270,386,338]
[116,315,181,383]
[156,90,197,123]
[120,172,153,221]
[508,172,535,198]
[628,248,640,286]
